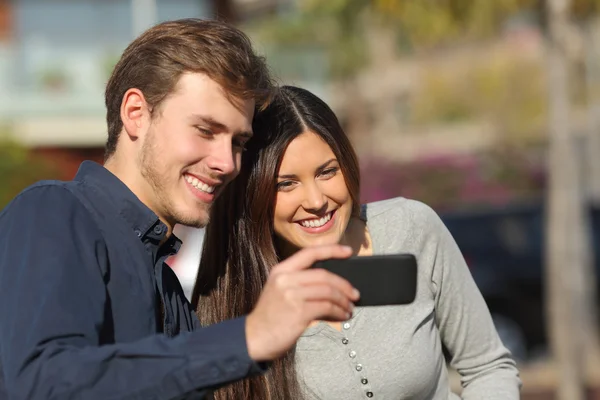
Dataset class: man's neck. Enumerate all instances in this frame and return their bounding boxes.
[104,156,174,238]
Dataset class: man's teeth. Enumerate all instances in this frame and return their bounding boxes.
[185,175,215,194]
[301,212,332,228]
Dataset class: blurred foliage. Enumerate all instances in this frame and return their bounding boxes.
[0,138,59,210]
[38,66,69,92]
[253,0,600,79]
[102,51,121,81]
[411,52,550,140]
[374,0,530,47]
[374,0,600,44]
[253,2,368,78]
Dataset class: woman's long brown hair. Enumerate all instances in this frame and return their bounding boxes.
[191,86,361,399]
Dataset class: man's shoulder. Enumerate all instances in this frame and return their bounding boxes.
[0,179,109,249]
[24,179,81,193]
[1,179,87,218]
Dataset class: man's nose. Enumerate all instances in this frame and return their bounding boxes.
[205,139,236,176]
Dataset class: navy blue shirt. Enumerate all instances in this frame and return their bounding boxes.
[0,161,262,399]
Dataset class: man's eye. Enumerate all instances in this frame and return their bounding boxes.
[195,127,213,136]
[234,140,248,151]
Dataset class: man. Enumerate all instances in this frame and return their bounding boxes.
[0,19,358,399]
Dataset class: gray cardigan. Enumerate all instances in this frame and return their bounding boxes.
[295,197,521,399]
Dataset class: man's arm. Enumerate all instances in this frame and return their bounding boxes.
[0,185,261,400]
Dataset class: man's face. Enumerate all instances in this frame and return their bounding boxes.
[137,73,255,228]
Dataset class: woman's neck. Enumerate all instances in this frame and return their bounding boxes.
[341,217,373,256]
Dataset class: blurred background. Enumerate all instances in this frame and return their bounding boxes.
[1,0,600,398]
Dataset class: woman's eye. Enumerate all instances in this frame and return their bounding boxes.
[320,167,338,177]
[276,181,294,191]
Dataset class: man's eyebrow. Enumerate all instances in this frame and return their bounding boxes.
[277,159,338,180]
[190,114,253,137]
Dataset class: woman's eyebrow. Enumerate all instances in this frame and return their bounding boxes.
[277,158,338,179]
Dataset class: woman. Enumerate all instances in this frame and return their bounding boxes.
[192,86,521,399]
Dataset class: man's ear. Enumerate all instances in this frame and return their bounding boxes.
[120,88,150,140]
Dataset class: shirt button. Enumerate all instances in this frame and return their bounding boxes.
[349,350,357,358]
[366,391,373,398]
[153,225,164,235]
[343,322,350,330]
[355,364,363,371]
[134,229,142,238]
[361,378,368,385]
[342,338,349,345]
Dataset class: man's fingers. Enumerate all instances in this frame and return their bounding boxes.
[294,284,354,315]
[303,300,352,322]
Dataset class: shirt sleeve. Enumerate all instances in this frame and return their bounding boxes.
[422,203,522,399]
[0,185,263,400]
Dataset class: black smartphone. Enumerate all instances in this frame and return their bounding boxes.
[312,254,417,307]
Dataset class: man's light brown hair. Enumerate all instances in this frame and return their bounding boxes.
[104,18,274,160]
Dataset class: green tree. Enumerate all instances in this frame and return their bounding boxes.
[0,141,59,210]
[256,0,600,78]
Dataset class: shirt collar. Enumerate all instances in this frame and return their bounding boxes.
[73,161,180,251]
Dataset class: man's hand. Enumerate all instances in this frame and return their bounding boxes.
[245,244,359,362]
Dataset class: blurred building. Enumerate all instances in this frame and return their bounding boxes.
[0,0,211,177]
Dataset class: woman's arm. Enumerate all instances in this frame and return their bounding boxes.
[422,203,522,399]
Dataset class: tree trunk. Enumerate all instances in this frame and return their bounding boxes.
[583,17,600,377]
[546,0,587,399]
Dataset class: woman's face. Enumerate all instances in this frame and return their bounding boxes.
[273,131,353,255]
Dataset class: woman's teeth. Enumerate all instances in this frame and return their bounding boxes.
[185,175,215,194]
[300,212,332,228]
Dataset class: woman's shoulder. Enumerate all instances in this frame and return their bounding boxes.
[363,197,441,228]
[362,197,449,251]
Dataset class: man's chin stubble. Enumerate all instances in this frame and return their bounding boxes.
[175,209,210,229]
